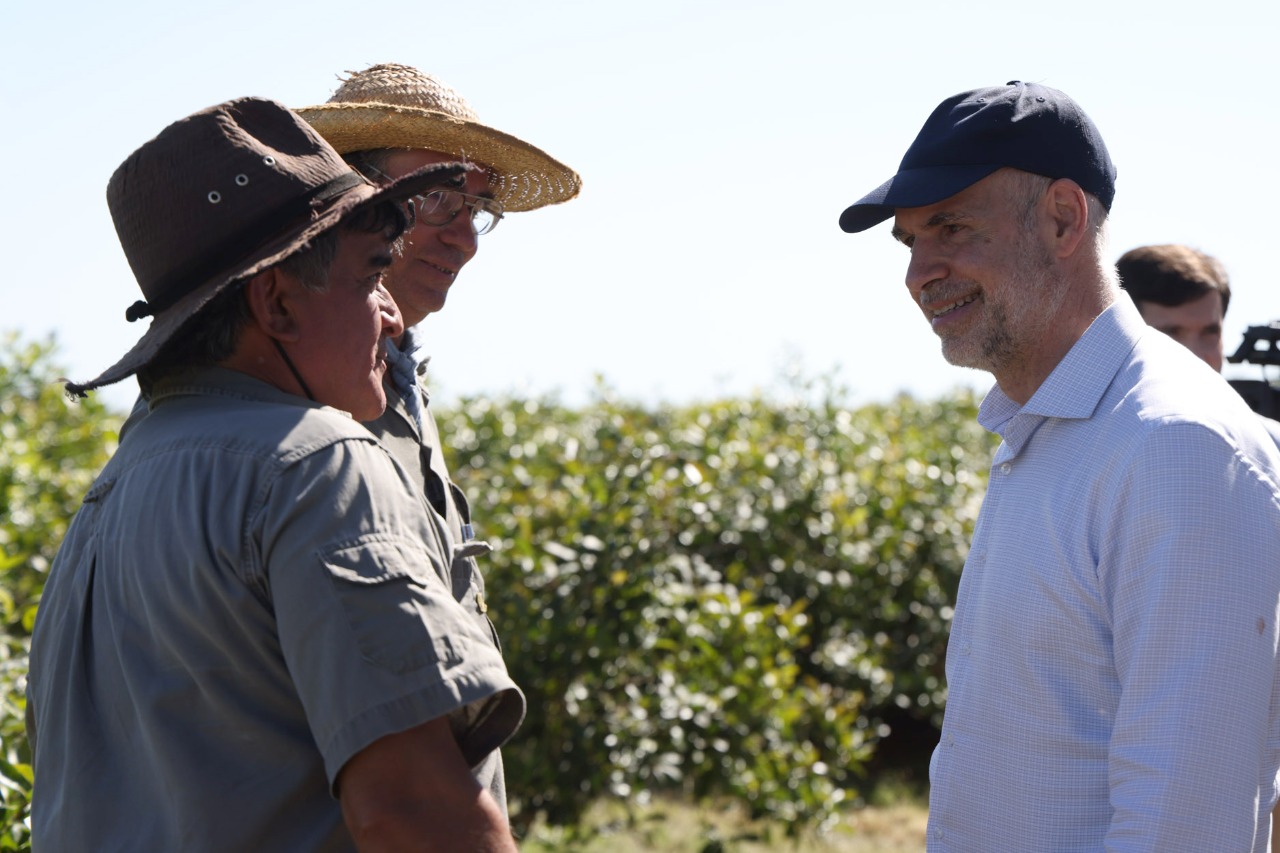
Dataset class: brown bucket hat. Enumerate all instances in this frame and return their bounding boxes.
[296,63,581,213]
[69,97,471,396]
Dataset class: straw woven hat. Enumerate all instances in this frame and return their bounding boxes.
[296,63,580,213]
[68,97,469,396]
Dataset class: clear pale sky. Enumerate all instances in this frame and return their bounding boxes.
[3,0,1276,413]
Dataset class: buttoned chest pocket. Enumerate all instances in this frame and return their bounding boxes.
[451,540,504,654]
[323,537,468,674]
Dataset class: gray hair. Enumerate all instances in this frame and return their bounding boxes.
[1009,170,1114,287]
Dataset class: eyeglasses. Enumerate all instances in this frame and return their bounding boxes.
[409,189,504,236]
[361,163,504,236]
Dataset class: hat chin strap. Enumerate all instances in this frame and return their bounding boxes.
[272,339,315,402]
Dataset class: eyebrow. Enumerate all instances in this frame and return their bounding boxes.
[927,211,969,227]
[1159,322,1222,334]
[424,185,497,203]
[464,187,498,203]
[448,171,498,201]
[891,211,969,245]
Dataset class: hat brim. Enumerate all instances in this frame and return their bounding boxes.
[838,164,1002,233]
[69,162,471,396]
[296,102,580,213]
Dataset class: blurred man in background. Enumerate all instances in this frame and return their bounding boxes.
[1117,243,1229,371]
[1119,243,1280,444]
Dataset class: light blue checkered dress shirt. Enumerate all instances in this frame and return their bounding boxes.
[927,299,1280,852]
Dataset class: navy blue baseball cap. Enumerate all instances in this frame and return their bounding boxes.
[838,81,1116,233]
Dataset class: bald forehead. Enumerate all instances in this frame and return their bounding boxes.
[890,169,1039,244]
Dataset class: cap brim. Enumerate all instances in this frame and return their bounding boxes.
[68,161,471,396]
[838,164,1002,233]
[297,103,581,213]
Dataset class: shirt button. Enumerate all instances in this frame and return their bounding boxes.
[946,733,955,746]
[1000,462,1012,475]
[961,643,972,656]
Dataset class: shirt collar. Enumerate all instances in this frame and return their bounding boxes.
[149,366,342,414]
[978,298,1150,448]
[398,328,433,376]
[395,327,433,396]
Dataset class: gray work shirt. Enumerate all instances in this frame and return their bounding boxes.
[27,367,524,852]
[367,338,512,811]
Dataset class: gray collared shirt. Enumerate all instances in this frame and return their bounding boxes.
[28,367,523,852]
[362,328,513,812]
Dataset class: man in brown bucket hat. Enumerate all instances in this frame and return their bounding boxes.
[27,97,523,851]
[298,63,581,819]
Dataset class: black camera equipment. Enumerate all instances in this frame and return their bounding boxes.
[1227,322,1280,419]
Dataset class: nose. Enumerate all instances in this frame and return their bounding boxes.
[1189,338,1224,373]
[437,211,479,259]
[377,284,405,338]
[904,243,947,301]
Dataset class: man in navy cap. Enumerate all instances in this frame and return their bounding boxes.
[841,81,1280,850]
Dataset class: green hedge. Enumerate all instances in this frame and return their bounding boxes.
[439,380,995,832]
[0,337,996,846]
[0,334,118,851]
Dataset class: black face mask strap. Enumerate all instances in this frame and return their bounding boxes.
[272,339,315,402]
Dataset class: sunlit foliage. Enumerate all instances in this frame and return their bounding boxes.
[0,334,118,851]
[441,379,994,832]
[0,336,995,846]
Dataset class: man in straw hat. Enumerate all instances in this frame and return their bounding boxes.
[297,63,580,816]
[839,81,1280,850]
[27,97,523,851]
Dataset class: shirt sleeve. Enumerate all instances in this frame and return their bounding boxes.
[1103,421,1280,851]
[252,436,524,791]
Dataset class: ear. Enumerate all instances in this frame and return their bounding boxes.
[1044,178,1090,259]
[243,267,302,343]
